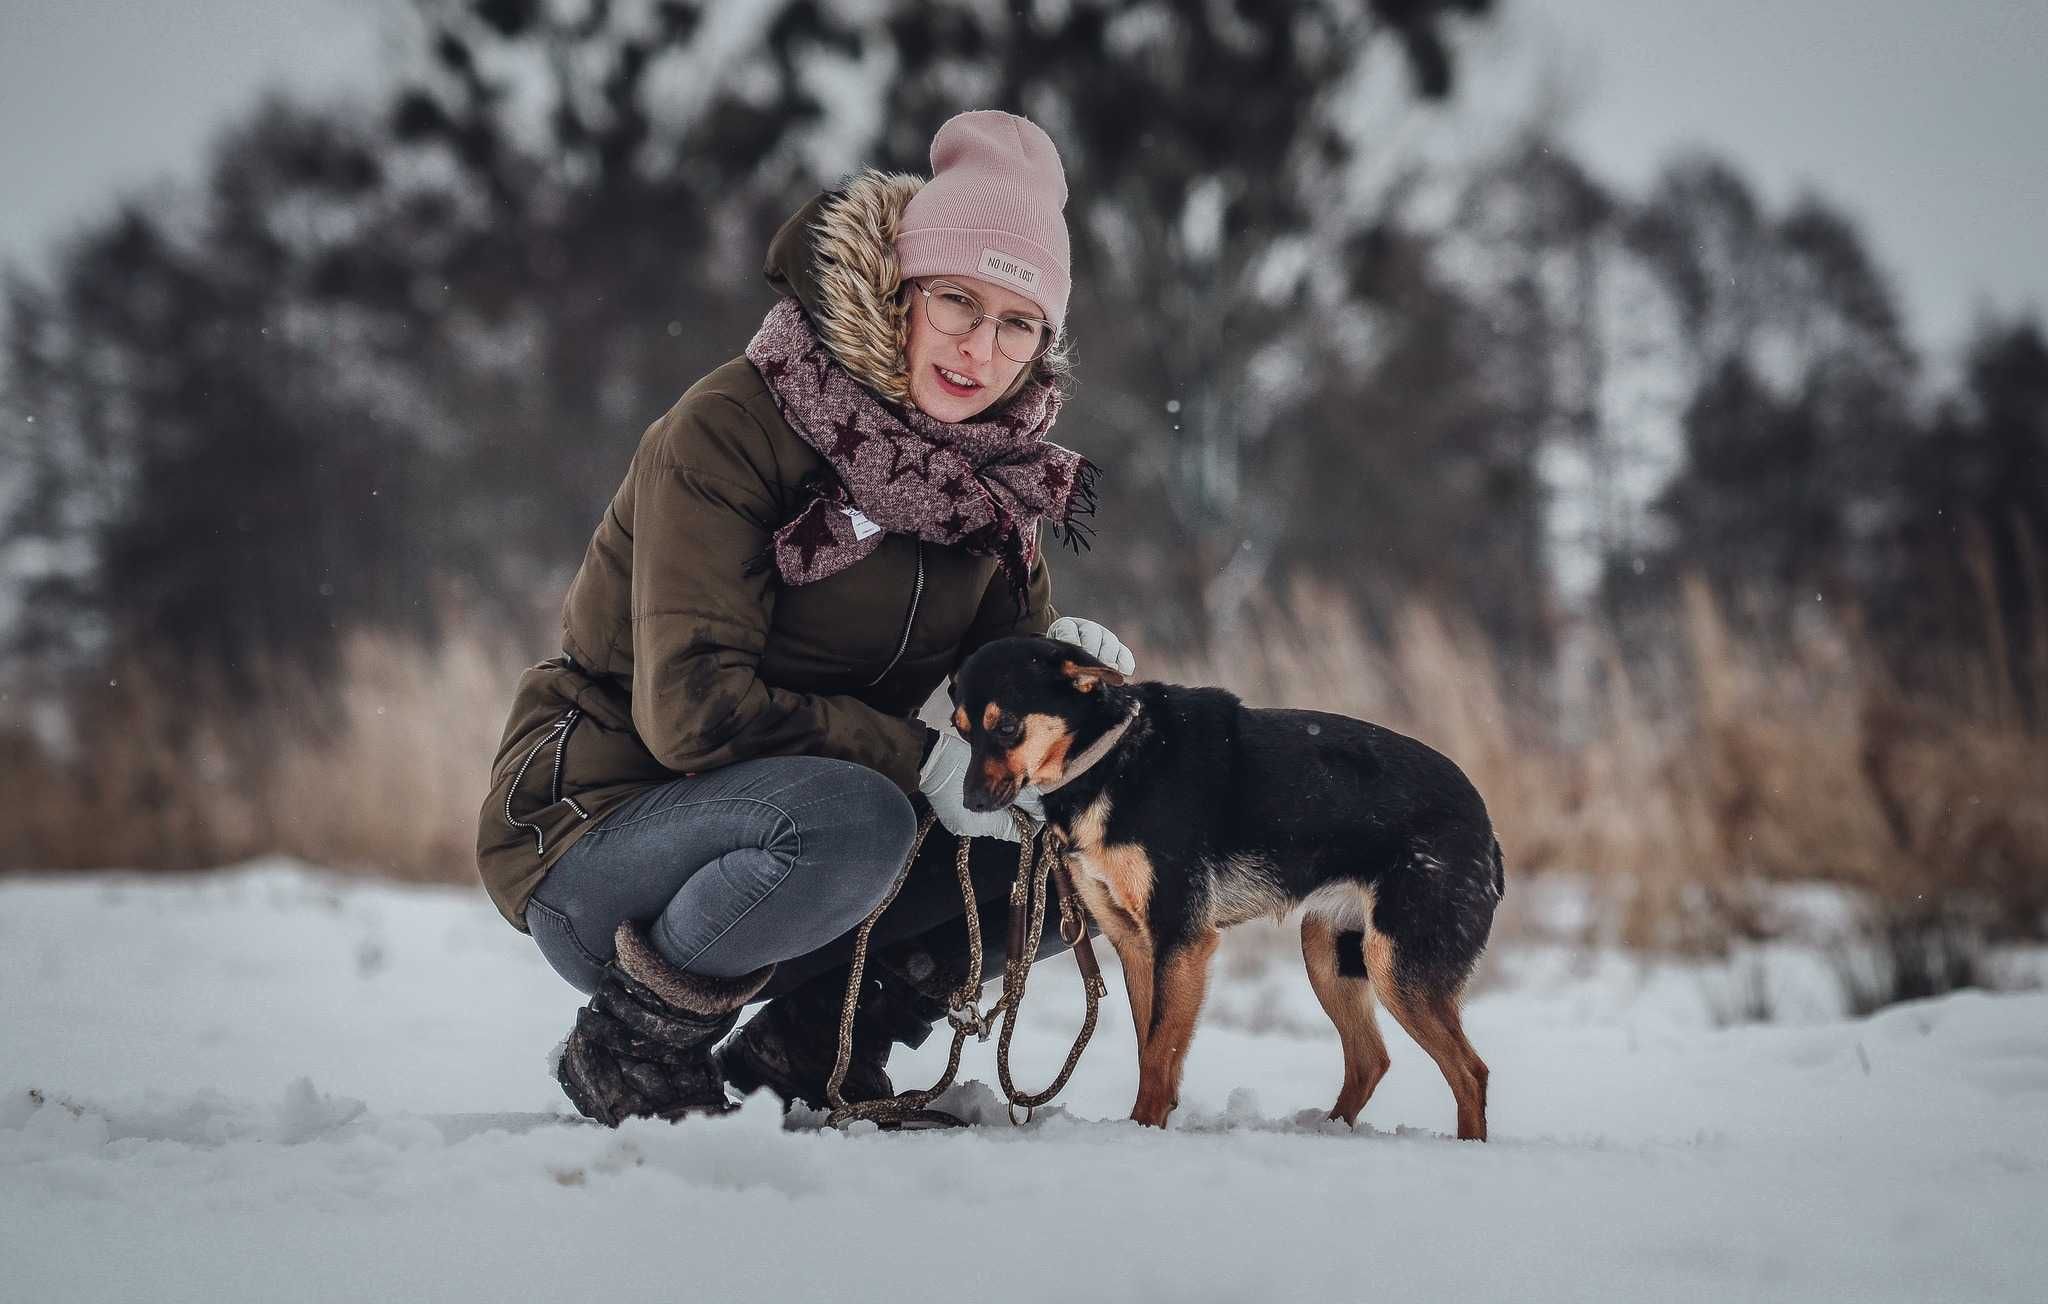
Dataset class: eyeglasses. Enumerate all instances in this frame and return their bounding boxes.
[910,279,1056,364]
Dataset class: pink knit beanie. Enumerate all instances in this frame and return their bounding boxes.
[895,110,1072,335]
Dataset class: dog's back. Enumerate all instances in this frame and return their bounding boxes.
[1126,686,1500,936]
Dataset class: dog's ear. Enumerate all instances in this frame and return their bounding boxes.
[1060,657,1126,693]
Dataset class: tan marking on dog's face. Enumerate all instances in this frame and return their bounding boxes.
[1013,712,1074,787]
[969,699,1031,794]
[978,754,1012,793]
[952,705,970,736]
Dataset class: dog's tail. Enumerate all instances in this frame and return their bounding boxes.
[1490,834,1506,900]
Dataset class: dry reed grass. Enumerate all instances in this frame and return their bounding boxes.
[1159,576,2048,953]
[4,580,2042,965]
[7,629,525,882]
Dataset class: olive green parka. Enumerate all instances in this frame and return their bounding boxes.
[475,173,1057,930]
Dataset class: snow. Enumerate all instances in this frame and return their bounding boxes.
[4,860,2044,1302]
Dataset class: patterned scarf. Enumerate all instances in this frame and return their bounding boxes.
[743,296,1096,595]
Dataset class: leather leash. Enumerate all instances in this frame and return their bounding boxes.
[823,810,1105,1130]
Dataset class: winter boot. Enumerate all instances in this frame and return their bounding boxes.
[719,936,964,1111]
[555,920,775,1127]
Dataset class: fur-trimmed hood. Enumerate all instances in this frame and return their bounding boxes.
[763,170,926,405]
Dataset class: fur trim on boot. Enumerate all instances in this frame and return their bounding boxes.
[555,923,776,1127]
[611,921,774,1014]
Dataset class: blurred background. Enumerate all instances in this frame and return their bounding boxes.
[3,0,2043,1004]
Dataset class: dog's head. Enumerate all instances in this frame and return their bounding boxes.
[950,636,1129,812]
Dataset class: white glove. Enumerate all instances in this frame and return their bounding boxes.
[1046,616,1136,676]
[918,731,1045,843]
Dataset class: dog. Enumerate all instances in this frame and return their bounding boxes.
[950,636,1504,1138]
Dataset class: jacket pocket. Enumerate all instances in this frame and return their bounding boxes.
[501,709,591,857]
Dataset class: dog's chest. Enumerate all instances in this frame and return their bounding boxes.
[1058,795,1154,922]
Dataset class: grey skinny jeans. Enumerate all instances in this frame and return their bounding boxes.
[526,754,1069,1003]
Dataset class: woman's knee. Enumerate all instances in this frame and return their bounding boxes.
[673,760,918,969]
[781,757,915,843]
[774,757,918,908]
[526,896,610,995]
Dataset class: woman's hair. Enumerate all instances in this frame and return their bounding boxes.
[1035,327,1077,389]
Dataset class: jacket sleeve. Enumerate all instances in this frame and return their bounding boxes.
[952,529,1056,671]
[627,402,927,794]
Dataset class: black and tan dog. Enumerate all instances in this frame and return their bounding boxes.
[951,636,1504,1138]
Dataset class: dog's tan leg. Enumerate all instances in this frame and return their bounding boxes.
[1131,928,1220,1127]
[1108,921,1155,1063]
[1301,917,1391,1126]
[1074,874,1154,1060]
[1365,933,1489,1141]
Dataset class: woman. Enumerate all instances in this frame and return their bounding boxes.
[476,111,1134,1126]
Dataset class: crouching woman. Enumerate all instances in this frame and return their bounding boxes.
[475,111,1133,1125]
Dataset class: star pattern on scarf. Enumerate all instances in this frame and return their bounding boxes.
[826,414,871,462]
[884,440,940,484]
[744,297,1079,595]
[783,504,842,577]
[806,352,836,392]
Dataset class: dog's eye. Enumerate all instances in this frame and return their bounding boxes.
[995,718,1022,742]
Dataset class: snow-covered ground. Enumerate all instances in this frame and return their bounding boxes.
[3,861,2044,1302]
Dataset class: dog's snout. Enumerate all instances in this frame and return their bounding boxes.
[963,781,1014,813]
[963,766,1020,812]
[963,789,1001,813]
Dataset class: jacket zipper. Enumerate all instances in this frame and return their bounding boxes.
[504,708,589,856]
[866,541,924,687]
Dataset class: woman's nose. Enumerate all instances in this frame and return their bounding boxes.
[959,319,998,365]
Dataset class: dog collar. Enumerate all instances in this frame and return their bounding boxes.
[1035,706,1139,796]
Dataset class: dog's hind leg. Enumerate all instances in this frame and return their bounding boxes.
[1364,935,1490,1141]
[1131,927,1220,1127]
[1300,916,1391,1126]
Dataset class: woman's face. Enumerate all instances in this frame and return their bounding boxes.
[902,273,1045,423]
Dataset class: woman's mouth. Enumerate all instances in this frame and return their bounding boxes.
[933,365,983,397]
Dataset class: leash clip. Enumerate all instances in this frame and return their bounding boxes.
[947,1001,993,1041]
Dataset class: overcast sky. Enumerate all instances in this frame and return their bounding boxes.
[2,0,2042,357]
